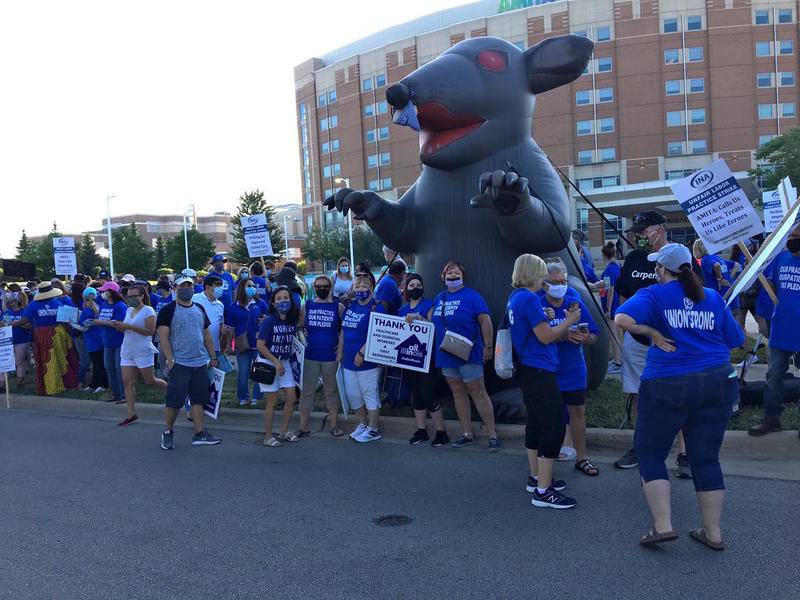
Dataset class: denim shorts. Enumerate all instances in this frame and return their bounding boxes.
[441,362,484,383]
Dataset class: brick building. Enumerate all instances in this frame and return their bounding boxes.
[294,0,791,252]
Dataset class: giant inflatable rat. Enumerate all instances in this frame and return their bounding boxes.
[325,35,609,388]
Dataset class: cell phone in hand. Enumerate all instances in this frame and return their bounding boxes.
[569,302,580,311]
[577,323,589,334]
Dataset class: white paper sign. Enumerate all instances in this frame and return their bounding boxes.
[289,337,305,391]
[240,214,273,258]
[0,327,15,373]
[763,190,784,233]
[365,313,434,373]
[670,160,765,253]
[53,237,77,276]
[184,367,225,419]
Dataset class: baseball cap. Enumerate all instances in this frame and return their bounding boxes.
[203,274,223,287]
[571,229,586,241]
[174,275,194,286]
[97,281,120,293]
[210,254,226,263]
[626,210,667,233]
[98,270,110,280]
[647,243,692,272]
[181,268,197,278]
[121,274,136,283]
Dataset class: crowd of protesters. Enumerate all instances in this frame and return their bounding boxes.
[2,216,799,550]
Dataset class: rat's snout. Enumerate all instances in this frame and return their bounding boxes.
[386,83,412,110]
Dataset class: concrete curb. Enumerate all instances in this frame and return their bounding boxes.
[5,393,799,462]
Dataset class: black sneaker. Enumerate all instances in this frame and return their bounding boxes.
[614,447,639,469]
[161,429,174,450]
[676,453,692,479]
[451,434,474,449]
[526,475,566,492]
[748,416,781,437]
[431,430,450,447]
[191,430,221,446]
[531,487,577,510]
[409,429,429,445]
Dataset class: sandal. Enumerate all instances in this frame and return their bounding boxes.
[558,446,577,461]
[330,427,345,437]
[575,459,599,477]
[295,430,313,438]
[689,528,725,551]
[639,528,678,547]
[279,433,300,443]
[262,437,283,447]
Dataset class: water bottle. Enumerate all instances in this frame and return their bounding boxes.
[600,276,611,298]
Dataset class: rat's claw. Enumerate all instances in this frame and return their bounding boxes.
[504,171,519,189]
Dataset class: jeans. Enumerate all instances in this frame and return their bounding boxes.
[764,348,795,417]
[236,350,262,403]
[103,347,124,400]
[517,364,564,458]
[89,350,108,389]
[76,337,91,384]
[635,364,737,492]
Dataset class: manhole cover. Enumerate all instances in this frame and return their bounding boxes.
[373,514,412,528]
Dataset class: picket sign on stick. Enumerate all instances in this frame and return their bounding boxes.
[736,242,778,305]
[4,373,8,410]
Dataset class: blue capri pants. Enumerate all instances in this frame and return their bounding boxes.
[635,364,738,492]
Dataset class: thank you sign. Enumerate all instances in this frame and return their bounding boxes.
[365,313,433,373]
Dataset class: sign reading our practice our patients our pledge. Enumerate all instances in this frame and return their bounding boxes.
[670,159,765,254]
[365,313,434,373]
[52,237,77,276]
[241,214,273,258]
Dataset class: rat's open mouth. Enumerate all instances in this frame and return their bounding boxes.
[417,102,485,156]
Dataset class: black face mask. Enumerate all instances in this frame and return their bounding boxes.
[407,288,424,300]
[788,238,800,254]
[315,288,330,300]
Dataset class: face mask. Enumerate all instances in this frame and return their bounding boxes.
[787,238,800,254]
[245,287,257,298]
[213,286,224,299]
[547,284,568,299]
[177,288,194,302]
[445,278,463,290]
[355,290,371,302]
[407,288,424,300]
[340,266,349,274]
[240,271,250,280]
[83,293,96,302]
[102,292,110,302]
[275,301,291,313]
[635,235,652,252]
[315,288,331,300]
[126,297,141,307]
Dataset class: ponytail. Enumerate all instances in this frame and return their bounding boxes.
[674,264,705,302]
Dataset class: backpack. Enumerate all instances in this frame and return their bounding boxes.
[494,290,525,380]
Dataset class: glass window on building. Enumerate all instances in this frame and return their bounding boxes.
[377,101,389,114]
[781,72,795,86]
[376,74,387,87]
[667,141,684,156]
[687,47,703,62]
[757,72,774,88]
[604,214,625,238]
[328,90,337,103]
[778,9,793,23]
[690,108,706,124]
[666,80,681,95]
[597,57,612,72]
[577,150,593,164]
[577,175,621,190]
[758,103,775,119]
[379,127,390,140]
[379,152,391,166]
[318,95,326,107]
[577,120,593,135]
[596,26,611,41]
[331,139,340,152]
[368,179,380,191]
[574,30,588,38]
[306,215,313,231]
[781,102,796,117]
[599,117,615,133]
[665,169,694,180]
[576,207,589,233]
[321,141,329,154]
[756,41,772,57]
[664,49,680,64]
[598,87,614,102]
[599,147,616,162]
[305,192,312,207]
[663,17,679,33]
[780,40,794,55]
[689,78,705,93]
[364,104,374,117]
[686,15,702,30]
[690,139,707,154]
[367,154,378,168]
[755,10,770,25]
[666,111,683,126]
[365,129,376,143]
[576,90,591,105]
[381,178,392,190]
[362,78,373,92]
[759,134,777,146]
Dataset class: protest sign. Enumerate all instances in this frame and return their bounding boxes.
[0,327,14,373]
[670,160,764,253]
[365,313,434,373]
[289,337,305,391]
[336,365,349,416]
[184,367,225,419]
[56,305,79,324]
[52,237,77,276]
[763,190,784,233]
[240,214,273,258]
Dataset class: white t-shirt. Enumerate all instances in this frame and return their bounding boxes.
[121,305,158,357]
[192,292,225,352]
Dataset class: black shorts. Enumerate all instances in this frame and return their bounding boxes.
[562,389,586,407]
[165,364,209,410]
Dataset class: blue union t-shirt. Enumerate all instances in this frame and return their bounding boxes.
[341,299,385,371]
[617,280,744,380]
[769,250,800,352]
[431,287,490,368]
[374,277,402,315]
[601,261,622,315]
[98,300,127,349]
[541,294,599,391]
[507,289,559,372]
[303,300,340,362]
[257,314,296,360]
[24,298,63,328]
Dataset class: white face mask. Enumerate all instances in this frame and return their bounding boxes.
[547,283,569,299]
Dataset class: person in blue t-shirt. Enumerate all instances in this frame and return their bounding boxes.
[694,239,738,302]
[749,230,800,437]
[74,286,108,393]
[507,254,581,510]
[539,259,600,479]
[226,279,269,407]
[209,254,237,310]
[399,273,448,447]
[431,260,499,451]
[249,260,272,304]
[93,282,128,402]
[296,275,345,437]
[374,260,406,315]
[257,287,300,447]
[599,241,623,373]
[1,287,33,385]
[615,243,744,550]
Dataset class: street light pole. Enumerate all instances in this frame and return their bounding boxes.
[334,176,354,268]
[106,194,116,277]
[283,215,290,253]
[182,204,193,271]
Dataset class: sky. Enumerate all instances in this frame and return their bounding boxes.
[0,0,468,256]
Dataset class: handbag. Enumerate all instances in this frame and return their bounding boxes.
[438,292,474,362]
[249,356,276,385]
[235,331,251,355]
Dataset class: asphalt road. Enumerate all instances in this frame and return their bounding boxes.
[2,411,798,600]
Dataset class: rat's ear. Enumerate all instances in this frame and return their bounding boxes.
[524,35,594,94]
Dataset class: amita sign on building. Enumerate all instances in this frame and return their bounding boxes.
[498,0,543,13]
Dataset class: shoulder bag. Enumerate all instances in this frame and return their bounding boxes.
[438,292,474,362]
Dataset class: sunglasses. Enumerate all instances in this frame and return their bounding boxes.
[355,273,370,278]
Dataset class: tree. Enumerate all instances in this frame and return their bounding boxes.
[750,127,800,193]
[30,224,64,280]
[229,189,284,264]
[15,230,37,264]
[301,227,347,265]
[112,224,153,277]
[153,236,167,276]
[164,226,216,272]
[352,227,387,267]
[78,233,102,275]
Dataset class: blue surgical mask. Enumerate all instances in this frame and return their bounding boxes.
[340,266,349,274]
[240,271,250,280]
[445,278,463,290]
[265,270,272,277]
[276,301,291,313]
[355,290,371,302]
[547,284,569,299]
[213,286,224,299]
[245,287,257,298]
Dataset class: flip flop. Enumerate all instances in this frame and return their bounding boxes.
[689,528,725,551]
[295,430,313,438]
[640,528,678,547]
[262,437,282,447]
[279,433,300,443]
[117,415,138,427]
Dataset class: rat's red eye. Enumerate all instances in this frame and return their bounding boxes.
[477,50,507,72]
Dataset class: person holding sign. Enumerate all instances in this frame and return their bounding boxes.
[93,282,128,403]
[1,288,32,386]
[615,244,744,550]
[257,287,301,447]
[297,275,345,438]
[749,229,800,437]
[339,275,386,443]
[431,261,499,451]
[400,274,449,447]
[76,286,108,393]
[209,254,236,310]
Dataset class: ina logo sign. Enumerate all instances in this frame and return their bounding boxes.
[247,216,258,225]
[58,238,69,246]
[690,170,714,189]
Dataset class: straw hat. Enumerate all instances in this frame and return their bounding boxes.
[34,283,63,301]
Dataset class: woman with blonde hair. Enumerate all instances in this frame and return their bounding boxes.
[331,257,353,301]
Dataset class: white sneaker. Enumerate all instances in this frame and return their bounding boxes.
[558,446,577,461]
[250,398,258,406]
[355,427,382,443]
[238,399,248,406]
[93,387,106,394]
[349,423,367,440]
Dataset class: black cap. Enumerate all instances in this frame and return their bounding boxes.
[98,270,110,279]
[204,274,223,287]
[625,210,667,233]
[571,229,586,241]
